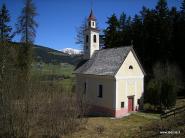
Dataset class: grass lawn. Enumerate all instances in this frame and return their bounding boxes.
[31,62,74,77]
[31,62,75,91]
[63,99,185,138]
[64,112,160,138]
[56,78,75,92]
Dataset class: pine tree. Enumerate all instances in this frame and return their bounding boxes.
[75,18,87,49]
[15,0,37,78]
[181,0,185,14]
[15,2,38,134]
[0,4,12,42]
[119,12,128,46]
[139,7,158,72]
[16,0,38,43]
[123,16,132,45]
[169,7,179,59]
[155,0,169,17]
[131,14,144,60]
[176,0,185,72]
[103,14,119,48]
[119,12,126,31]
[155,0,172,61]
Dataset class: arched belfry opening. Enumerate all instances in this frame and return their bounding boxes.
[83,9,100,59]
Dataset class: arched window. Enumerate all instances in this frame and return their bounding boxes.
[86,35,89,43]
[98,85,103,98]
[93,35,96,43]
[84,82,86,94]
[129,65,133,69]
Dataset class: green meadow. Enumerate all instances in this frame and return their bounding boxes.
[31,62,75,91]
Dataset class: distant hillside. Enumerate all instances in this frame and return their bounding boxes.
[10,42,83,66]
[33,45,83,65]
[9,43,77,66]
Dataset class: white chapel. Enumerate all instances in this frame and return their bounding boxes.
[75,10,145,117]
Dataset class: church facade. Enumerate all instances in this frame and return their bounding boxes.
[75,10,145,118]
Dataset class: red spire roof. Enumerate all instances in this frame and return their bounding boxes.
[88,9,96,20]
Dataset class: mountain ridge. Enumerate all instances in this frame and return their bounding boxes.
[33,45,83,65]
[10,42,83,66]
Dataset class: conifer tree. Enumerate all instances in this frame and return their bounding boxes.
[155,0,169,17]
[76,18,87,49]
[16,0,38,43]
[177,0,185,71]
[131,14,144,59]
[155,0,172,60]
[181,0,185,14]
[0,4,12,42]
[15,0,37,76]
[119,12,126,31]
[119,12,127,46]
[103,14,119,48]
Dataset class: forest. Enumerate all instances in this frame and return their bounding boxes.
[103,0,185,74]
[102,0,185,110]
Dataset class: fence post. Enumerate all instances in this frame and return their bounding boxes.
[160,106,185,120]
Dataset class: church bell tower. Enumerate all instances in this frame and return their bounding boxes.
[84,9,100,59]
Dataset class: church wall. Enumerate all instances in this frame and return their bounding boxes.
[75,74,115,110]
[116,78,143,114]
[115,50,144,117]
[116,51,144,77]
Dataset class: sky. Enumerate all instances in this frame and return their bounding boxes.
[0,0,182,51]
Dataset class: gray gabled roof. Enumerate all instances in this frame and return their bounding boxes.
[75,46,136,76]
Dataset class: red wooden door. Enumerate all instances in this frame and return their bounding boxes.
[128,97,134,112]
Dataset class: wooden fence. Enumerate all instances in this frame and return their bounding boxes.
[160,105,185,119]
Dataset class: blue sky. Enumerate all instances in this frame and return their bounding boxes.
[0,0,182,51]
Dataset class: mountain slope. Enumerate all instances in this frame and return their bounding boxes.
[9,42,83,66]
[32,45,83,66]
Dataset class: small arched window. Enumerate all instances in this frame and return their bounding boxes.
[86,35,89,43]
[93,35,96,43]
[129,65,133,70]
[84,82,86,94]
[92,21,95,27]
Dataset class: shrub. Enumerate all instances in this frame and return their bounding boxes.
[145,62,183,110]
[143,103,155,112]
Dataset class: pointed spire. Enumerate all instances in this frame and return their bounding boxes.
[88,9,96,20]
